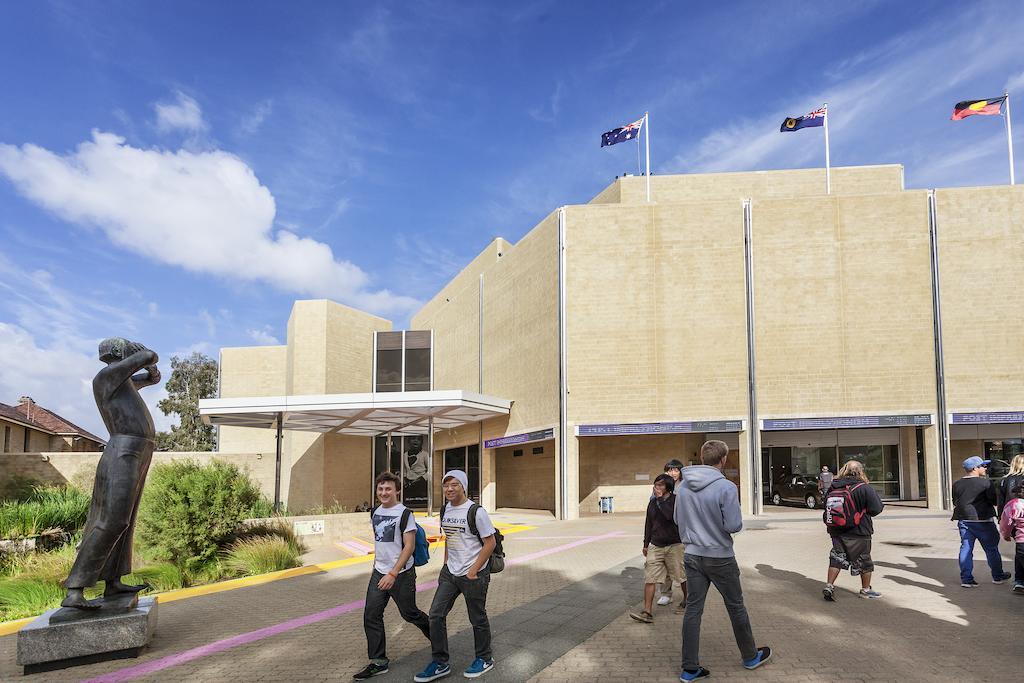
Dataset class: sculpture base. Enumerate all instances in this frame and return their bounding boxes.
[16,596,157,675]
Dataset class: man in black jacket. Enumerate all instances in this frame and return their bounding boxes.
[629,474,686,623]
[822,460,885,601]
[952,456,1010,587]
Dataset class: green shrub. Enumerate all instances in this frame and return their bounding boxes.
[0,476,41,502]
[245,497,278,519]
[223,536,302,577]
[0,576,65,621]
[124,562,184,593]
[0,486,89,540]
[137,459,263,576]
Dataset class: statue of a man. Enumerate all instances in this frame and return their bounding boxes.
[62,338,160,610]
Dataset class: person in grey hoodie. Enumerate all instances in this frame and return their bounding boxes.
[673,440,771,681]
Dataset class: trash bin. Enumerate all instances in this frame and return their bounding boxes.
[599,496,614,514]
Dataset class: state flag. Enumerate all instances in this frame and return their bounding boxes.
[601,117,644,147]
[951,96,1007,120]
[780,106,827,132]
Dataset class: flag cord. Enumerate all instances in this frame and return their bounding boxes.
[823,103,831,195]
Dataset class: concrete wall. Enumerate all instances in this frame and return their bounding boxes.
[0,451,274,501]
[0,420,55,454]
[218,345,287,455]
[494,440,555,512]
[753,192,937,417]
[595,165,904,205]
[936,186,1024,412]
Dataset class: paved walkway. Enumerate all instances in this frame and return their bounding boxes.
[1,508,1020,681]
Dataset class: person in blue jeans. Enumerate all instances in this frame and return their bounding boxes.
[951,456,1011,587]
[674,440,771,681]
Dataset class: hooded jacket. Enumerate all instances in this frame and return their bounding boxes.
[673,465,743,558]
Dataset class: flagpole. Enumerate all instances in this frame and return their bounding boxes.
[823,103,832,195]
[636,128,642,175]
[1005,91,1015,185]
[644,111,651,202]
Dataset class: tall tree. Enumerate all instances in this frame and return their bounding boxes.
[156,352,218,451]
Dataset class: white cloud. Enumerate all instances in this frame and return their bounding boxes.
[154,91,207,134]
[0,131,419,314]
[246,326,281,345]
[199,309,217,337]
[239,99,273,135]
[147,301,159,317]
[1006,71,1024,96]
[529,81,565,123]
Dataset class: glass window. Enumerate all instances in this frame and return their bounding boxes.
[404,348,431,391]
[375,331,403,393]
[839,444,900,499]
[985,440,1023,478]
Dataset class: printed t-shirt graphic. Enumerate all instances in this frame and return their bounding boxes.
[372,503,417,575]
[441,499,496,576]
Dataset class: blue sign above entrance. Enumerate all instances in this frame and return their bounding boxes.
[484,428,555,449]
[576,420,743,436]
[951,411,1024,424]
[762,414,932,430]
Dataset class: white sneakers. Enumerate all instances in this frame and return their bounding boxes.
[656,595,672,606]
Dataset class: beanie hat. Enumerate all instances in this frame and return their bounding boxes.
[442,469,469,493]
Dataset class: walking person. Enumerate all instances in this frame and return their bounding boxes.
[675,440,771,681]
[996,454,1024,519]
[818,465,834,497]
[952,456,1011,587]
[998,479,1024,594]
[415,471,497,682]
[821,460,885,601]
[657,459,686,608]
[630,474,687,623]
[354,472,431,680]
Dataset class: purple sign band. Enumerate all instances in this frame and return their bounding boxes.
[484,428,554,449]
[951,411,1024,424]
[763,414,931,430]
[577,420,743,436]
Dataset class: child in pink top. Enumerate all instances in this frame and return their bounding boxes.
[997,480,1024,593]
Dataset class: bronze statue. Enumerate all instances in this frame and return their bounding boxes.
[61,338,160,610]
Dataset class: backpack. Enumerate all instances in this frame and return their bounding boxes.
[823,482,866,531]
[440,501,506,573]
[371,506,431,567]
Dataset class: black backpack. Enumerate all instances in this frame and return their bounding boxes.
[440,501,505,573]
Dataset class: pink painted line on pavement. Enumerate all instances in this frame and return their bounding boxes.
[84,530,624,683]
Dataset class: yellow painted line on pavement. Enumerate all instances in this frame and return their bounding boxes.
[0,522,535,637]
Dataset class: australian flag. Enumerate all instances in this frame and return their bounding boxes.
[601,117,644,147]
[780,106,826,132]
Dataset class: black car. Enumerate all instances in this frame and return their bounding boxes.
[768,473,822,509]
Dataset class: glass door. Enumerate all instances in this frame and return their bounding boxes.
[443,445,481,501]
[839,445,901,499]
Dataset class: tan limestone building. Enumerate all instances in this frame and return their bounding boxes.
[202,164,1024,519]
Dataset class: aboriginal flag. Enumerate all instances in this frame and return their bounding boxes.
[780,106,826,132]
[951,96,1006,120]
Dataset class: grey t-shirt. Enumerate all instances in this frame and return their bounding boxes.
[372,504,417,575]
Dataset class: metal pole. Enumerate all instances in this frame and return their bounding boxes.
[427,417,434,515]
[274,412,283,513]
[823,103,831,195]
[644,112,651,203]
[557,207,569,519]
[1005,92,1015,185]
[928,190,952,510]
[742,199,762,515]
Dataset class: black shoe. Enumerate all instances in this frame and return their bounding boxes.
[822,585,835,602]
[354,662,389,680]
[680,667,710,681]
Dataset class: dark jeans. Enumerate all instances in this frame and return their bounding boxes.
[364,568,430,664]
[681,554,757,669]
[957,521,1004,583]
[429,565,491,664]
[1015,542,1024,585]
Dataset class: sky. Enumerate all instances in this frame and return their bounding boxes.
[1,0,1022,439]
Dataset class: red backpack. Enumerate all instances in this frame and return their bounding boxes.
[823,482,866,531]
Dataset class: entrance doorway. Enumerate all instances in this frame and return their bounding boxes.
[442,445,481,501]
[373,435,432,510]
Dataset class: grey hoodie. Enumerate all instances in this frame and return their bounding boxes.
[673,465,743,558]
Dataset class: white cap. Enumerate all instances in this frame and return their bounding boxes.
[442,469,468,493]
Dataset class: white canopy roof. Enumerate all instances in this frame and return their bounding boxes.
[199,390,512,437]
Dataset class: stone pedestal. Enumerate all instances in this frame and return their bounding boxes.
[16,595,158,675]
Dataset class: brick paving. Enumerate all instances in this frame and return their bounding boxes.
[1,508,1020,682]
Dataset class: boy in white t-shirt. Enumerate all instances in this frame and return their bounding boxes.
[354,472,430,681]
[414,470,496,682]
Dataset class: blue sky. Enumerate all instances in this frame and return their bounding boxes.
[1,0,1022,438]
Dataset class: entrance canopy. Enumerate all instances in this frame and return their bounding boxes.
[199,390,512,436]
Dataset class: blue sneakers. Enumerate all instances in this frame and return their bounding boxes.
[413,661,451,682]
[463,658,494,678]
[742,646,773,670]
[680,667,710,681]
